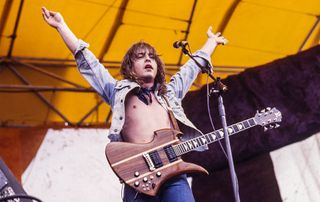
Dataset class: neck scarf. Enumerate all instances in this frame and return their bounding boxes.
[135,86,155,105]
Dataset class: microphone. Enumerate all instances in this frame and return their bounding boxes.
[173,40,188,48]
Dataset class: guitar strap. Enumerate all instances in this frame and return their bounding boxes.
[162,96,181,132]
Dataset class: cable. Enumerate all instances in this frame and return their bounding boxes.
[186,43,192,54]
[0,194,43,202]
[205,75,240,201]
[205,74,228,159]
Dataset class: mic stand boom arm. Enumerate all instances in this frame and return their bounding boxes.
[181,46,240,202]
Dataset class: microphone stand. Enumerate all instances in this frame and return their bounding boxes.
[182,46,240,202]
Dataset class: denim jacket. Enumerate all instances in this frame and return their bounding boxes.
[74,40,211,150]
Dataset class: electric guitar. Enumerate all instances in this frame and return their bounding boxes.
[105,107,282,196]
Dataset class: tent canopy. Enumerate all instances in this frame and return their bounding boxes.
[0,0,319,126]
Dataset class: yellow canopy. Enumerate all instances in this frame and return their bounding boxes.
[0,0,319,126]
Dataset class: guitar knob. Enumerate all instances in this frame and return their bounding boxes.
[134,181,140,187]
[143,177,148,182]
[156,172,162,177]
[134,172,140,177]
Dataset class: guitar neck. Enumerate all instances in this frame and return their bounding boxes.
[173,117,257,156]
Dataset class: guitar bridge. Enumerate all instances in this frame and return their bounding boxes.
[143,151,163,171]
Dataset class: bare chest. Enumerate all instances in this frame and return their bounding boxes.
[121,93,171,143]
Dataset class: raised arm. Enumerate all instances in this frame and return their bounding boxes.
[167,26,227,99]
[42,7,78,53]
[199,26,228,56]
[41,7,117,105]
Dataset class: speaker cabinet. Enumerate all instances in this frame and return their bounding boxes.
[0,158,32,202]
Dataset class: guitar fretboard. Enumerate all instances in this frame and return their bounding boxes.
[173,118,256,156]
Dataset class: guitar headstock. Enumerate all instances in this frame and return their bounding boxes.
[254,107,282,131]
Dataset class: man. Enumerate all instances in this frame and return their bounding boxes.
[42,6,227,202]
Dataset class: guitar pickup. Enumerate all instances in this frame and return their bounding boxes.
[164,145,178,162]
[149,151,163,168]
[143,151,163,171]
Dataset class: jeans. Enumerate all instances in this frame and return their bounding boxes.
[123,174,195,202]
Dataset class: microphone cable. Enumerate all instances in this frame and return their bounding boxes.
[205,74,240,200]
[205,74,228,159]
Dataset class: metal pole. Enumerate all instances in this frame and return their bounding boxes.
[6,63,73,125]
[76,100,104,126]
[0,84,95,93]
[7,0,24,58]
[13,59,87,88]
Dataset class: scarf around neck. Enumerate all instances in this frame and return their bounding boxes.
[134,86,155,105]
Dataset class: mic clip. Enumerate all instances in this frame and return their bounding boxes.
[173,41,188,49]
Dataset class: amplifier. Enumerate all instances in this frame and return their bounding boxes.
[0,158,32,202]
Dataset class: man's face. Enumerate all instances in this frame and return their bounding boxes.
[132,49,158,84]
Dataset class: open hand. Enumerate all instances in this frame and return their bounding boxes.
[41,7,64,29]
[207,26,228,45]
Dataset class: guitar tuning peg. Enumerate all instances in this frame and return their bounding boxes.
[275,124,280,128]
[269,124,274,129]
[261,109,266,113]
[264,126,268,132]
[266,107,271,111]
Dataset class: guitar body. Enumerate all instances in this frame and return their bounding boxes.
[105,128,208,196]
[105,107,282,196]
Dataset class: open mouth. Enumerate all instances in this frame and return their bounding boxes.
[144,64,153,70]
